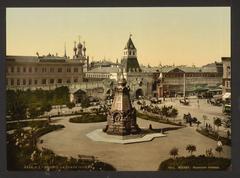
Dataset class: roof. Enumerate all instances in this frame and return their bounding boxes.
[87,66,120,73]
[6,55,39,63]
[124,37,136,50]
[6,55,83,64]
[121,58,141,72]
[141,65,218,74]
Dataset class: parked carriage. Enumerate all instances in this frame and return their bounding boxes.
[179,98,189,105]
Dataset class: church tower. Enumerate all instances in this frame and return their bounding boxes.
[121,35,141,73]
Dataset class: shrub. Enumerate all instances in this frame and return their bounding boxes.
[69,114,107,123]
[66,102,76,109]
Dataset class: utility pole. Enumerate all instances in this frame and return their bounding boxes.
[183,73,186,98]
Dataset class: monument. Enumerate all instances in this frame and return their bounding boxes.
[104,72,141,135]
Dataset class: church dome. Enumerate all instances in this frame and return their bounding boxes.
[77,42,83,49]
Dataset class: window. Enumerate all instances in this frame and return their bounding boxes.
[23,79,26,85]
[74,68,78,72]
[23,67,26,72]
[42,79,46,84]
[42,68,47,73]
[50,79,54,84]
[29,67,32,73]
[66,79,71,83]
[129,51,131,55]
[34,80,38,85]
[58,68,62,72]
[11,79,14,86]
[67,68,71,72]
[29,79,32,85]
[133,51,135,55]
[57,79,62,83]
[74,78,78,83]
[50,68,54,72]
[17,79,20,85]
[11,67,14,73]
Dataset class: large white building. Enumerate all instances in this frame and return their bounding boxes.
[6,39,89,90]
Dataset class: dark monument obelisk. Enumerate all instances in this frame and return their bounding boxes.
[104,71,141,136]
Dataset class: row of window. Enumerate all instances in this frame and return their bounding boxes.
[7,66,80,73]
[7,78,80,86]
[164,73,217,78]
[86,73,110,78]
[124,50,136,56]
[225,80,231,88]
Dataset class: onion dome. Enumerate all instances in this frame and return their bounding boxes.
[77,42,83,49]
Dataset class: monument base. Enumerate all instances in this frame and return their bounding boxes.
[86,129,166,144]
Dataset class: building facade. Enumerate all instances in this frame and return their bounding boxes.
[6,39,89,90]
[154,65,223,98]
[222,57,231,94]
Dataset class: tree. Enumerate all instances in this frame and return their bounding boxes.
[41,102,52,113]
[205,148,213,169]
[169,147,179,169]
[186,144,197,156]
[214,117,222,133]
[28,107,40,120]
[169,147,178,159]
[7,91,27,121]
[81,97,90,108]
[215,146,223,157]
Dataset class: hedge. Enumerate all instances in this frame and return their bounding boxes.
[196,128,231,146]
[69,114,107,123]
[159,155,231,170]
[137,111,184,126]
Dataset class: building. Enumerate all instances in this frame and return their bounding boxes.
[85,66,120,81]
[221,57,231,94]
[6,39,89,90]
[154,64,223,98]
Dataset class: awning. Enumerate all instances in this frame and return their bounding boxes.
[222,92,231,100]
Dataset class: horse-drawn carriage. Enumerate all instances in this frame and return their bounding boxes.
[179,98,189,105]
[208,98,222,106]
[183,113,199,126]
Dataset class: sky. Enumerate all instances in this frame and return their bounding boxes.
[6,7,230,67]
